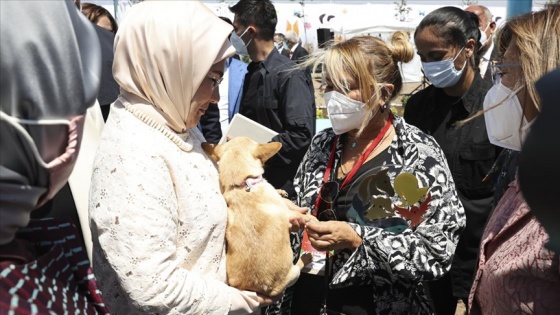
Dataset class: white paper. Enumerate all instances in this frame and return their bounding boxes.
[219,113,279,144]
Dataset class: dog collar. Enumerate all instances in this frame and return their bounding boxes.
[241,175,264,192]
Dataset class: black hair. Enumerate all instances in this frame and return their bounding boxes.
[229,0,277,40]
[219,16,233,26]
[415,6,482,67]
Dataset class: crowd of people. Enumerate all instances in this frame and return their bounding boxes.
[0,0,558,314]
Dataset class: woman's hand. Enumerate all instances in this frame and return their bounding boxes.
[256,292,283,306]
[305,220,362,251]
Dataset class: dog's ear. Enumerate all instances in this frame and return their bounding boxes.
[201,142,220,162]
[255,142,282,163]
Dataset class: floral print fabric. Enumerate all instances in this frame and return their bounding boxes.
[289,115,465,314]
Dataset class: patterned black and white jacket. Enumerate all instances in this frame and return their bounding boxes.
[288,115,466,314]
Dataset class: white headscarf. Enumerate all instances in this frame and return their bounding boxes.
[113,0,235,133]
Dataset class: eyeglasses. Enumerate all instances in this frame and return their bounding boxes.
[209,75,223,90]
[490,63,520,85]
[317,181,339,221]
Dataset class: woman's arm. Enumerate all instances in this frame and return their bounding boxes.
[90,153,259,314]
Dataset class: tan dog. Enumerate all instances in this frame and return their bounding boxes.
[202,137,313,296]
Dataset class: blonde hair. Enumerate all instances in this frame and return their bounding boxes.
[303,34,413,135]
[459,5,560,126]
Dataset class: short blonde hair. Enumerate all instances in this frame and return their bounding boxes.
[303,34,413,135]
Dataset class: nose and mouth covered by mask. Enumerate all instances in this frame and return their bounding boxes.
[324,90,385,135]
[230,27,252,57]
[483,83,532,151]
[422,47,467,88]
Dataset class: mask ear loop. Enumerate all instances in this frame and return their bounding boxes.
[0,111,72,168]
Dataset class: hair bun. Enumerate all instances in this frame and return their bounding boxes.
[389,31,414,63]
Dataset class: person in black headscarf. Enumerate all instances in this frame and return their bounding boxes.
[0,1,109,313]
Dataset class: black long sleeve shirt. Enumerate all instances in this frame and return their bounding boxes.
[403,73,501,298]
[240,49,315,197]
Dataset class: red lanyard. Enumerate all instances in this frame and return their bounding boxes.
[313,115,393,212]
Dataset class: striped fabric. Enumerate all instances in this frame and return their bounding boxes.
[0,218,110,314]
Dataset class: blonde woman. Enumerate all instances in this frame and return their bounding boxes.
[282,35,465,314]
[89,1,283,314]
[468,5,560,314]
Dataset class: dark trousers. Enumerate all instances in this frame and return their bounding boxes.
[427,273,468,315]
[291,273,375,315]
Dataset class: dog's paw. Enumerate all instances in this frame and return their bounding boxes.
[276,189,289,198]
[297,252,313,269]
[305,214,319,222]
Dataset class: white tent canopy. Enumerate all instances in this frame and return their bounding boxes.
[343,22,417,35]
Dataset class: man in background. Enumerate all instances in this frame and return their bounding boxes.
[199,17,248,144]
[285,30,309,64]
[465,5,497,81]
[274,33,291,57]
[229,0,315,198]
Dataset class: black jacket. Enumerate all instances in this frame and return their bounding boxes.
[289,44,309,64]
[404,73,500,298]
[240,49,315,197]
[279,48,290,57]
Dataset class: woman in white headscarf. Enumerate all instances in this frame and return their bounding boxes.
[89,1,276,314]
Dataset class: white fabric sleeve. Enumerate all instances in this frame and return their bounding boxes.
[228,289,260,314]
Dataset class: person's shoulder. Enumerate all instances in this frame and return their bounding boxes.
[273,55,303,76]
[272,52,296,68]
[475,72,493,91]
[403,85,434,115]
[307,128,336,154]
[396,115,439,149]
[407,85,434,102]
[229,58,248,71]
[230,58,244,66]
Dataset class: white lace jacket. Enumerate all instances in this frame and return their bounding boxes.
[89,104,249,314]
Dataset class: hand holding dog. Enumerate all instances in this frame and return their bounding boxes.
[257,291,283,306]
[305,221,362,251]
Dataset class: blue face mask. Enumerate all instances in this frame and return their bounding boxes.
[422,47,466,88]
[230,27,252,57]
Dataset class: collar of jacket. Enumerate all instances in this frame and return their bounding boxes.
[460,73,490,114]
[427,71,490,115]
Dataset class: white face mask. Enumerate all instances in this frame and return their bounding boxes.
[422,47,466,88]
[479,23,490,47]
[483,83,531,151]
[325,91,371,135]
[230,28,252,57]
